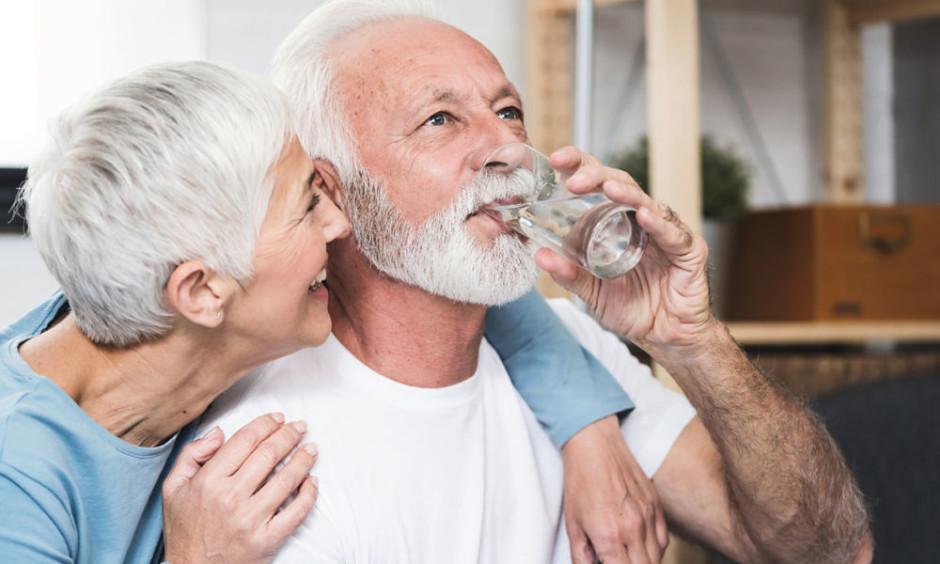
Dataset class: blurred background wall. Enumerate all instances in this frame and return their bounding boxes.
[1,0,937,321]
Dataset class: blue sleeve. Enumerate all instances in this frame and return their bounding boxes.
[0,471,74,563]
[485,287,634,448]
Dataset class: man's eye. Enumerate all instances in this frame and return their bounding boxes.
[497,107,521,120]
[424,112,448,126]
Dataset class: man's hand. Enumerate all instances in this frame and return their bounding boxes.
[162,413,319,564]
[537,147,720,357]
[562,415,668,564]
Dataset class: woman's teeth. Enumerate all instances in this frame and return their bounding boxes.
[309,268,327,292]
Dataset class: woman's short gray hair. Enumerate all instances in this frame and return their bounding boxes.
[270,0,437,187]
[21,61,293,347]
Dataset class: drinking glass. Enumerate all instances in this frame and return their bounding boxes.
[482,143,648,279]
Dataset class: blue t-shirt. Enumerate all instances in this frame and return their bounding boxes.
[0,293,197,564]
[485,288,634,447]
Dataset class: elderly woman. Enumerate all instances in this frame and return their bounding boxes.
[0,61,350,562]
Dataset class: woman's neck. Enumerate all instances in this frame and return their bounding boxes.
[18,314,244,448]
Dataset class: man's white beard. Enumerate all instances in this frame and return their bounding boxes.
[345,168,540,306]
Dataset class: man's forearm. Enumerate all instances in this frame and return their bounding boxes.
[654,322,870,563]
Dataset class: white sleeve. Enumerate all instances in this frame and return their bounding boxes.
[548,299,697,477]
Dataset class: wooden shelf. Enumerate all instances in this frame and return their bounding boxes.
[727,320,940,345]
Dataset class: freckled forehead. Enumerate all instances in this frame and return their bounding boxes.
[330,17,510,101]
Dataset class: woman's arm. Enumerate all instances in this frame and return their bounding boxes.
[485,287,633,447]
[485,287,668,563]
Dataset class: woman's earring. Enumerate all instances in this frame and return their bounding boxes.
[216,310,223,321]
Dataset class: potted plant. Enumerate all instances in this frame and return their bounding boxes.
[610,135,751,317]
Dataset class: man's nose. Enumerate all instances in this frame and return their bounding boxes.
[468,114,529,171]
[480,142,533,177]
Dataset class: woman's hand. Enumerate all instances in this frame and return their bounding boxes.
[161,413,318,564]
[562,415,668,564]
[538,147,719,358]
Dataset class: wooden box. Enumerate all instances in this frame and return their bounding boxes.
[727,205,940,321]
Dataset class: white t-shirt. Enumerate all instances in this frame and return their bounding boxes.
[200,299,696,563]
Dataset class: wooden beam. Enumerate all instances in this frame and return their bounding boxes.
[821,0,865,203]
[554,0,640,13]
[525,0,573,154]
[843,0,940,25]
[645,0,702,234]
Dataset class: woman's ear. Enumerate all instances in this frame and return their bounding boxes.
[313,159,347,212]
[165,261,234,328]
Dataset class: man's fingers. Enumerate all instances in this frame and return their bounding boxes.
[635,202,695,257]
[534,247,601,303]
[600,180,657,218]
[201,413,286,477]
[549,145,600,173]
[598,178,698,261]
[534,248,580,284]
[569,167,641,198]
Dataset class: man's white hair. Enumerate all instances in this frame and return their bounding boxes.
[271,0,437,185]
[21,61,293,347]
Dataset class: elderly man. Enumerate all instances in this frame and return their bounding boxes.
[202,1,872,562]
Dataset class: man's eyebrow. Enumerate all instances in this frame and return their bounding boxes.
[430,89,459,103]
[409,84,521,115]
[494,84,521,102]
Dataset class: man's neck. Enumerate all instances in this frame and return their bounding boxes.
[327,262,488,388]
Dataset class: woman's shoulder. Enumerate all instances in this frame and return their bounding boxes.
[0,383,87,560]
[0,374,89,478]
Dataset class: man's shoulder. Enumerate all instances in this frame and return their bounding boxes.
[200,336,358,436]
[545,297,587,325]
[545,298,620,350]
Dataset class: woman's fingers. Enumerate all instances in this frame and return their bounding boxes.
[162,426,225,498]
[200,413,287,477]
[264,470,320,544]
[229,419,309,492]
[252,441,319,515]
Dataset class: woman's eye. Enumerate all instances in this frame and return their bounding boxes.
[306,193,321,214]
[497,107,521,120]
[424,112,448,126]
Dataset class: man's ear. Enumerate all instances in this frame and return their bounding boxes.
[313,159,348,212]
[165,261,234,328]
